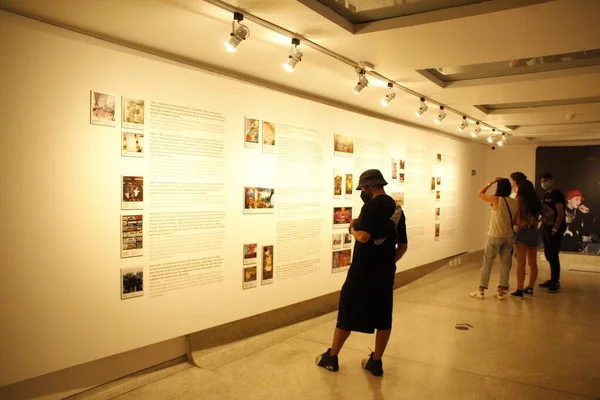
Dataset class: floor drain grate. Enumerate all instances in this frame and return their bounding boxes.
[455,323,473,331]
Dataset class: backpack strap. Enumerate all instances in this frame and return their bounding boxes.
[502,197,515,237]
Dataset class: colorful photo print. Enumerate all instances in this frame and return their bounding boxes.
[332,233,342,250]
[333,207,352,228]
[122,97,145,130]
[436,177,441,186]
[436,190,441,202]
[121,267,143,299]
[334,134,354,156]
[334,169,343,198]
[262,245,274,285]
[399,173,405,184]
[122,176,144,210]
[437,153,442,165]
[431,177,436,191]
[399,159,405,170]
[262,121,276,153]
[243,243,258,265]
[390,192,405,207]
[345,174,353,198]
[391,158,398,180]
[332,249,352,273]
[121,214,143,258]
[243,266,258,289]
[245,117,260,148]
[435,223,440,241]
[536,145,600,254]
[435,207,441,221]
[244,187,275,214]
[90,90,116,126]
[343,233,353,249]
[122,132,144,157]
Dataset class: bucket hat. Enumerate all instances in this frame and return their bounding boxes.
[355,169,388,190]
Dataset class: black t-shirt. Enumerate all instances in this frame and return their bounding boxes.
[345,195,407,290]
[543,189,566,229]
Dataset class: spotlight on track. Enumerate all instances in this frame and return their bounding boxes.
[498,132,507,147]
[487,129,497,144]
[458,116,469,132]
[435,106,446,124]
[471,122,481,138]
[224,12,250,53]
[380,83,396,107]
[353,67,369,95]
[283,38,303,72]
[415,97,428,117]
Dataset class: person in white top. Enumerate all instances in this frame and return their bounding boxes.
[470,177,518,300]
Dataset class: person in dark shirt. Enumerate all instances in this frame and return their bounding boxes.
[539,172,566,293]
[316,169,408,377]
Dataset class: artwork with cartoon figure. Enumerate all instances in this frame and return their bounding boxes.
[536,146,599,254]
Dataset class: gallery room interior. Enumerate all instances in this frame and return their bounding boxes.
[0,0,599,399]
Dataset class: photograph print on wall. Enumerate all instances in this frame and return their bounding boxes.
[245,117,260,149]
[122,97,145,130]
[121,267,144,299]
[90,90,116,127]
[262,121,276,153]
[122,132,144,157]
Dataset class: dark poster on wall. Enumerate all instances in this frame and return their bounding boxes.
[536,146,600,254]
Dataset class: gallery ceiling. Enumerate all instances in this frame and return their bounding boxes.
[2,0,600,146]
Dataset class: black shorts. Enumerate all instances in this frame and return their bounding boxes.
[515,227,540,247]
[336,287,394,334]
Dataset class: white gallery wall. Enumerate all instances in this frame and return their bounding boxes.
[0,11,489,386]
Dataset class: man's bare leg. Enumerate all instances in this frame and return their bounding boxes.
[330,328,351,356]
[373,329,391,360]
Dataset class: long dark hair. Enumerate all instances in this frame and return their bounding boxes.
[517,180,542,218]
[495,178,512,197]
[510,172,527,186]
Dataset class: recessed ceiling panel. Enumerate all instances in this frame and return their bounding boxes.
[479,96,600,112]
[315,0,484,23]
[422,48,600,82]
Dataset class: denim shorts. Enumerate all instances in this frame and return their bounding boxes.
[515,227,540,247]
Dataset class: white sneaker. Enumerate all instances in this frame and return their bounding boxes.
[470,291,484,300]
[495,292,507,300]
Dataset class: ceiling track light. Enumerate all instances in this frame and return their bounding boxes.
[283,38,303,72]
[458,116,469,132]
[435,106,446,124]
[471,122,481,138]
[207,4,509,142]
[487,129,497,144]
[224,12,250,53]
[353,67,369,95]
[498,132,507,147]
[380,82,396,107]
[415,97,428,117]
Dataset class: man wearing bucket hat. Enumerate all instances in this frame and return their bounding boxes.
[316,169,408,376]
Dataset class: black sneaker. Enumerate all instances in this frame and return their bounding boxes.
[524,287,534,295]
[548,282,560,293]
[361,352,383,376]
[539,280,552,288]
[316,348,339,372]
[510,289,524,298]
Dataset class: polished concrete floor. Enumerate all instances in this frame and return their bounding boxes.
[113,260,600,400]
